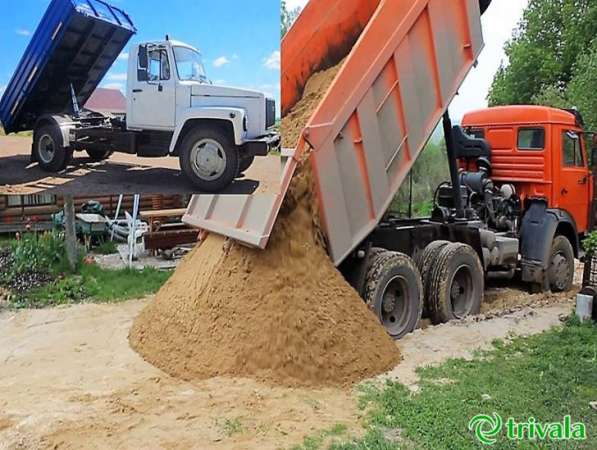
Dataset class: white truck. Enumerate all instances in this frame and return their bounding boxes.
[0,1,279,192]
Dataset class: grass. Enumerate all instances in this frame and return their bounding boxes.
[292,424,349,450]
[1,232,171,308]
[218,418,244,437]
[12,264,171,308]
[304,320,596,450]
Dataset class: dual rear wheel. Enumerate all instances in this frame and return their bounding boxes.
[365,242,484,339]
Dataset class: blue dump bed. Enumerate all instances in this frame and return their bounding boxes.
[0,0,135,134]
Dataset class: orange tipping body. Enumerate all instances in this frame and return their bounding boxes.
[294,0,485,263]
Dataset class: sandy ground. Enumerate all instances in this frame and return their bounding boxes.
[0,136,282,195]
[0,285,576,450]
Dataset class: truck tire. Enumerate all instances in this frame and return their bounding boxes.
[547,235,575,292]
[86,149,112,161]
[428,243,484,324]
[33,125,72,172]
[364,250,423,339]
[179,128,240,192]
[238,155,255,175]
[418,240,451,316]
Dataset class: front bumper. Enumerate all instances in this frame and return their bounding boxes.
[241,132,280,157]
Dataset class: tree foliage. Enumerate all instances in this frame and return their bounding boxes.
[488,0,597,128]
[391,139,449,217]
[281,1,301,37]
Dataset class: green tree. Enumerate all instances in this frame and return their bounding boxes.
[488,0,597,128]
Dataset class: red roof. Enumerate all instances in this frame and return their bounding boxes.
[84,88,126,114]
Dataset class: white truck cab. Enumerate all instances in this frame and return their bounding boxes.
[31,38,279,192]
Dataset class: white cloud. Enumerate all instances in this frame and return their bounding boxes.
[0,85,6,95]
[117,52,129,61]
[103,82,125,92]
[16,29,31,37]
[258,83,280,98]
[213,56,231,68]
[213,80,227,85]
[449,0,529,122]
[286,0,307,10]
[107,73,127,81]
[263,50,280,70]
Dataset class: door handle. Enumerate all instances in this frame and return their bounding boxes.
[561,188,569,195]
[158,84,163,92]
[132,89,143,93]
[578,176,588,185]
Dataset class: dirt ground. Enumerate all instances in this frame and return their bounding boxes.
[0,136,282,195]
[0,284,576,450]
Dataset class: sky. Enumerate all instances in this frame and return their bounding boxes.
[0,0,280,106]
[1,0,527,124]
[287,0,528,123]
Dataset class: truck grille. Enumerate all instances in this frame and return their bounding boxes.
[265,98,276,129]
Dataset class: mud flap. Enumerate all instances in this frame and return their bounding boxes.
[520,201,558,285]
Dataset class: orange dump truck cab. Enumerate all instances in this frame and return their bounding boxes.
[453,105,594,289]
[462,105,593,234]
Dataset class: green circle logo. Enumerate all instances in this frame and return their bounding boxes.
[469,413,503,445]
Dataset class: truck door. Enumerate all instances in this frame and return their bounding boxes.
[129,46,176,130]
[556,129,591,232]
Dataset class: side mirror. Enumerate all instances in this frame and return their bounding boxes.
[137,45,149,82]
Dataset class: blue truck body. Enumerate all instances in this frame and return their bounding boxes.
[0,0,135,134]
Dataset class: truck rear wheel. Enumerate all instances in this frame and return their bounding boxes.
[33,125,72,172]
[547,235,574,292]
[180,128,240,192]
[429,243,484,324]
[364,250,423,339]
[86,149,112,162]
[418,240,451,316]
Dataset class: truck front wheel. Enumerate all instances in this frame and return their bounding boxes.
[429,243,484,324]
[547,235,574,292]
[180,128,240,192]
[33,125,72,172]
[364,249,423,339]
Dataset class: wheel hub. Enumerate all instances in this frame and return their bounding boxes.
[450,265,474,319]
[38,134,55,164]
[190,138,227,181]
[380,276,409,332]
[551,253,569,290]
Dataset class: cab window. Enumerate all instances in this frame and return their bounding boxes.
[562,131,584,167]
[147,49,170,81]
[518,128,544,150]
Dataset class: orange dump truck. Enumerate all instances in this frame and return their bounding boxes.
[185,0,596,338]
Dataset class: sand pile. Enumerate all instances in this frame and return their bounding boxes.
[129,60,400,388]
[281,61,345,148]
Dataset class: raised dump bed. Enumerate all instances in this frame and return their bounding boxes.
[184,0,486,265]
[0,0,135,134]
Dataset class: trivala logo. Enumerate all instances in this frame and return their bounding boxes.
[468,413,587,445]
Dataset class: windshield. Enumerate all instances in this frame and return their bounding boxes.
[173,47,208,83]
